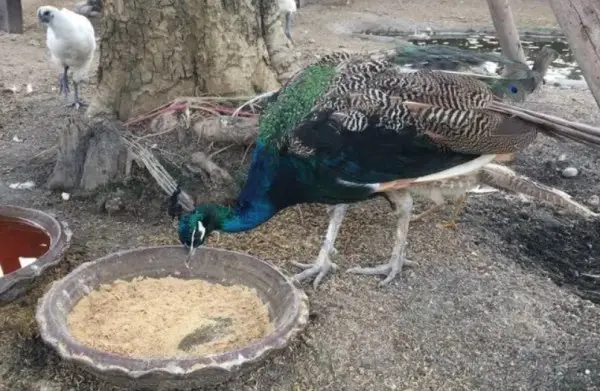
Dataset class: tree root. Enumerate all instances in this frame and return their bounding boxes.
[188,152,235,187]
[193,116,259,145]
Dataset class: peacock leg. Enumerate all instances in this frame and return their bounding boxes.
[439,194,467,229]
[347,191,415,286]
[410,203,443,223]
[292,203,348,289]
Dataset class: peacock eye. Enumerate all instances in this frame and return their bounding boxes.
[510,85,518,93]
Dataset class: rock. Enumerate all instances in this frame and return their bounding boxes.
[587,195,600,206]
[104,189,125,214]
[557,153,567,162]
[561,167,578,178]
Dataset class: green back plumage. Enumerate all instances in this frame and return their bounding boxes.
[257,65,337,147]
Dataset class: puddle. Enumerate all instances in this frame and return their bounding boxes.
[0,216,50,277]
[409,35,585,88]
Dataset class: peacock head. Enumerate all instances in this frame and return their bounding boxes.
[177,205,225,249]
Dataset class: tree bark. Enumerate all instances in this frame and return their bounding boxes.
[51,0,297,192]
[87,0,297,121]
[548,0,600,109]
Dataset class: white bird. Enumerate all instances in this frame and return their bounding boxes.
[37,6,96,108]
[278,0,296,41]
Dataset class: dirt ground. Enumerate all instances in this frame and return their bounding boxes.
[2,0,600,390]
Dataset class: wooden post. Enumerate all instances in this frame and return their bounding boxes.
[547,0,600,109]
[0,0,23,34]
[486,0,527,64]
[486,0,526,163]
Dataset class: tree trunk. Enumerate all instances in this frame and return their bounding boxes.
[87,0,297,120]
[50,0,297,192]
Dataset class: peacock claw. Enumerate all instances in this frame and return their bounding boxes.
[347,258,415,287]
[292,251,338,289]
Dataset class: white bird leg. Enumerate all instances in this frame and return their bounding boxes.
[284,11,293,41]
[347,191,416,286]
[58,66,87,108]
[72,80,88,108]
[292,203,348,289]
[59,66,70,99]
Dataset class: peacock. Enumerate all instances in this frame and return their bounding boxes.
[169,44,600,289]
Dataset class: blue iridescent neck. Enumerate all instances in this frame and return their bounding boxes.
[220,142,279,232]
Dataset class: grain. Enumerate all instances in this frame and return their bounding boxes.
[67,276,273,358]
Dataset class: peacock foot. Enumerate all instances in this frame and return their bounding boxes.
[347,256,416,287]
[292,247,338,289]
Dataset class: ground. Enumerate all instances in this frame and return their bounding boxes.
[1,0,600,390]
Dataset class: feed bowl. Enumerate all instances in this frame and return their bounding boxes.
[0,205,72,302]
[36,246,309,390]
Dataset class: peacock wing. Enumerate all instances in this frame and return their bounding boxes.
[370,70,540,155]
[284,103,481,188]
[400,101,540,155]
